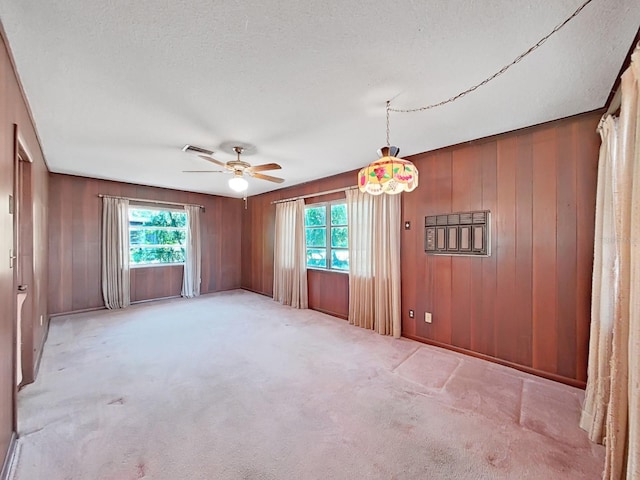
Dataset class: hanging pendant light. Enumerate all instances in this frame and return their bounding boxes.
[358,101,418,195]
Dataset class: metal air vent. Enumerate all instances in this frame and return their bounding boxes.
[181,144,214,155]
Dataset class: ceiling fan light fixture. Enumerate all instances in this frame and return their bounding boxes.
[228,175,248,192]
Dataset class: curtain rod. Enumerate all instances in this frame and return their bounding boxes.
[97,194,204,210]
[271,185,358,204]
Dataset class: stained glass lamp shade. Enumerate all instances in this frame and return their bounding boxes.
[358,146,419,195]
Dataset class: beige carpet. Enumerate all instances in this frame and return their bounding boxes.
[10,290,603,479]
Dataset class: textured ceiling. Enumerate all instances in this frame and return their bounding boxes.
[1,1,639,197]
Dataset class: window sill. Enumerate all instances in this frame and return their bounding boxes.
[306,267,349,275]
[130,263,185,269]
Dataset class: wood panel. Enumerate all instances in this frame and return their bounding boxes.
[495,136,518,364]
[556,122,578,379]
[242,112,600,386]
[48,174,243,314]
[430,152,453,345]
[450,145,482,350]
[531,126,559,374]
[130,266,183,302]
[308,269,349,319]
[401,111,601,386]
[0,32,50,471]
[575,116,600,383]
[241,171,355,320]
[514,133,533,367]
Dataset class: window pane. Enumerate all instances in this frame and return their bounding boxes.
[304,206,326,227]
[130,246,185,265]
[305,227,326,247]
[331,227,348,248]
[129,208,186,227]
[306,248,327,268]
[130,228,186,246]
[129,207,188,265]
[331,249,349,270]
[331,203,347,225]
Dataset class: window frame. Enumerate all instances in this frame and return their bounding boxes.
[304,200,349,273]
[128,205,188,268]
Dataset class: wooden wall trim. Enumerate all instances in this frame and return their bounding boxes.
[311,308,348,321]
[240,287,271,297]
[48,306,106,319]
[131,295,181,305]
[403,333,586,389]
[0,432,17,480]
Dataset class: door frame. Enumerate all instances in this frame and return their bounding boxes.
[12,124,33,426]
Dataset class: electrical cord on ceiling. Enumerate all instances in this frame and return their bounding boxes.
[388,0,595,113]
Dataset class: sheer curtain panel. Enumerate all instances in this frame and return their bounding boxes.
[273,199,308,309]
[346,189,401,338]
[581,115,617,444]
[181,205,202,298]
[101,196,130,309]
[581,46,640,480]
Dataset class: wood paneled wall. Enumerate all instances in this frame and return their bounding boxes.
[401,112,601,386]
[241,171,355,319]
[0,33,50,472]
[48,174,243,315]
[242,112,601,386]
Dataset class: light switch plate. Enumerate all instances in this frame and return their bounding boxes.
[424,312,432,323]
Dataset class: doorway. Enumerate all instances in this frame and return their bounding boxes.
[13,127,34,390]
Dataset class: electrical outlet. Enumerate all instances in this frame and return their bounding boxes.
[424,312,432,323]
[408,309,415,318]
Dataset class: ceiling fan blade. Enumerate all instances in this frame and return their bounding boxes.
[247,162,282,173]
[250,172,285,183]
[198,155,227,168]
[182,170,225,173]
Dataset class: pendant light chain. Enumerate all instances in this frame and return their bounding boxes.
[388,0,594,114]
[386,100,391,147]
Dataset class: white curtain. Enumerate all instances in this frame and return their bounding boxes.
[581,47,640,480]
[581,115,618,443]
[273,199,308,308]
[181,205,202,298]
[346,189,401,338]
[101,196,130,309]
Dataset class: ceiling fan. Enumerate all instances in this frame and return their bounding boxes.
[182,145,284,192]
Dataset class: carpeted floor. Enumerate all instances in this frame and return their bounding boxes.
[10,290,603,479]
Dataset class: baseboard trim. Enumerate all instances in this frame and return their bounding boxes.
[1,432,17,480]
[32,315,52,382]
[50,287,247,318]
[402,334,586,389]
[49,305,106,318]
[131,295,181,305]
[240,287,271,297]
[310,307,348,321]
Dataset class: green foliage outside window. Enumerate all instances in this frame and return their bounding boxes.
[129,208,187,265]
[305,202,349,271]
[305,206,325,227]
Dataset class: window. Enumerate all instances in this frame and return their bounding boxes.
[129,207,187,266]
[305,202,349,271]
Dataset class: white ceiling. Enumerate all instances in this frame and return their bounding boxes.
[1,1,639,197]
